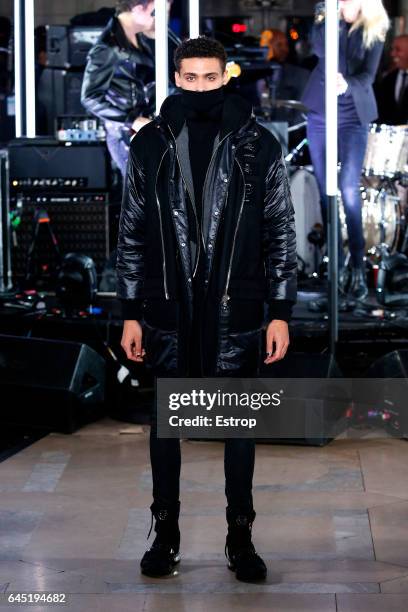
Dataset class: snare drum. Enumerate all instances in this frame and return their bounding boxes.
[363,124,408,178]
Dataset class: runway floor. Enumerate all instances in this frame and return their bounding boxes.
[1,419,408,611]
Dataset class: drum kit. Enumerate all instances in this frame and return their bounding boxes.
[260,97,408,296]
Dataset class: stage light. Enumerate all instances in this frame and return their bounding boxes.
[232,24,247,34]
[289,28,299,40]
[189,0,200,38]
[14,0,36,137]
[155,0,169,116]
[14,0,22,137]
[325,3,338,197]
[25,0,36,136]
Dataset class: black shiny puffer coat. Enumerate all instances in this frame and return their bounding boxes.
[116,92,297,376]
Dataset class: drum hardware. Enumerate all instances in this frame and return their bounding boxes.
[307,223,325,277]
[285,137,308,163]
[369,179,402,257]
[288,121,307,133]
[376,245,408,307]
[259,96,308,126]
[267,99,309,114]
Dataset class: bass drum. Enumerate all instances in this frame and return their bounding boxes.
[289,166,323,273]
[339,181,403,257]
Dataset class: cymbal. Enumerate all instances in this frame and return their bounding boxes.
[264,99,308,113]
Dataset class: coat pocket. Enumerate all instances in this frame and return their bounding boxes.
[216,327,263,375]
[142,319,179,375]
[216,301,263,375]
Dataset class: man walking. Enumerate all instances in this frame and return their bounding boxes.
[116,36,297,582]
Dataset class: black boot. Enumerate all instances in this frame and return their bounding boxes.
[349,265,368,300]
[140,501,181,577]
[225,507,267,582]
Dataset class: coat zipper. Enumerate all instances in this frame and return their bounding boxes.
[155,148,170,299]
[221,157,246,309]
[199,131,235,288]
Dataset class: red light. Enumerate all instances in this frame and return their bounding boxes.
[289,28,299,40]
[232,23,247,33]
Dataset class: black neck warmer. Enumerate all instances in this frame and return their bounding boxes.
[181,86,225,120]
[181,87,224,222]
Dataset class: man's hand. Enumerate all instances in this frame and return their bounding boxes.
[121,320,146,363]
[264,320,289,365]
[131,116,152,133]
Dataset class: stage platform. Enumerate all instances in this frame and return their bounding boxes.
[2,286,408,378]
[1,419,408,611]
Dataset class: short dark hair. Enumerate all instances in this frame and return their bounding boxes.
[116,0,150,15]
[174,36,227,73]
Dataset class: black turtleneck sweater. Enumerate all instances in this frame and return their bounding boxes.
[181,88,224,236]
[181,88,225,376]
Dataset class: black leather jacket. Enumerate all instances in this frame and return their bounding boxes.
[81,16,179,129]
[116,92,297,376]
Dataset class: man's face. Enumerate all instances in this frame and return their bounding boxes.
[391,37,408,71]
[175,57,228,91]
[131,1,155,31]
[271,33,289,63]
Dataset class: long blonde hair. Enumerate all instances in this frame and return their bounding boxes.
[349,0,390,48]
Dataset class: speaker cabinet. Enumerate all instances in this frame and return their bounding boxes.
[365,350,408,438]
[258,352,347,446]
[0,335,106,433]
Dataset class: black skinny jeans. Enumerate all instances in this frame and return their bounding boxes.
[148,272,256,514]
[149,402,255,513]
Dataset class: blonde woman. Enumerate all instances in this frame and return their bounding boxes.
[302,0,389,302]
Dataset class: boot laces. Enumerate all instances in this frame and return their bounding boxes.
[147,508,171,540]
[225,519,255,562]
[147,510,154,540]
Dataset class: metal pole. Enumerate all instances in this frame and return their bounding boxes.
[14,0,36,137]
[189,0,200,38]
[0,151,12,293]
[326,1,339,356]
[155,0,169,116]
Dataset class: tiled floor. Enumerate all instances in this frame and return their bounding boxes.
[1,419,408,611]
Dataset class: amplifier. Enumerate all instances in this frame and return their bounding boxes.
[46,25,104,69]
[37,69,88,135]
[8,139,110,192]
[10,193,113,283]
